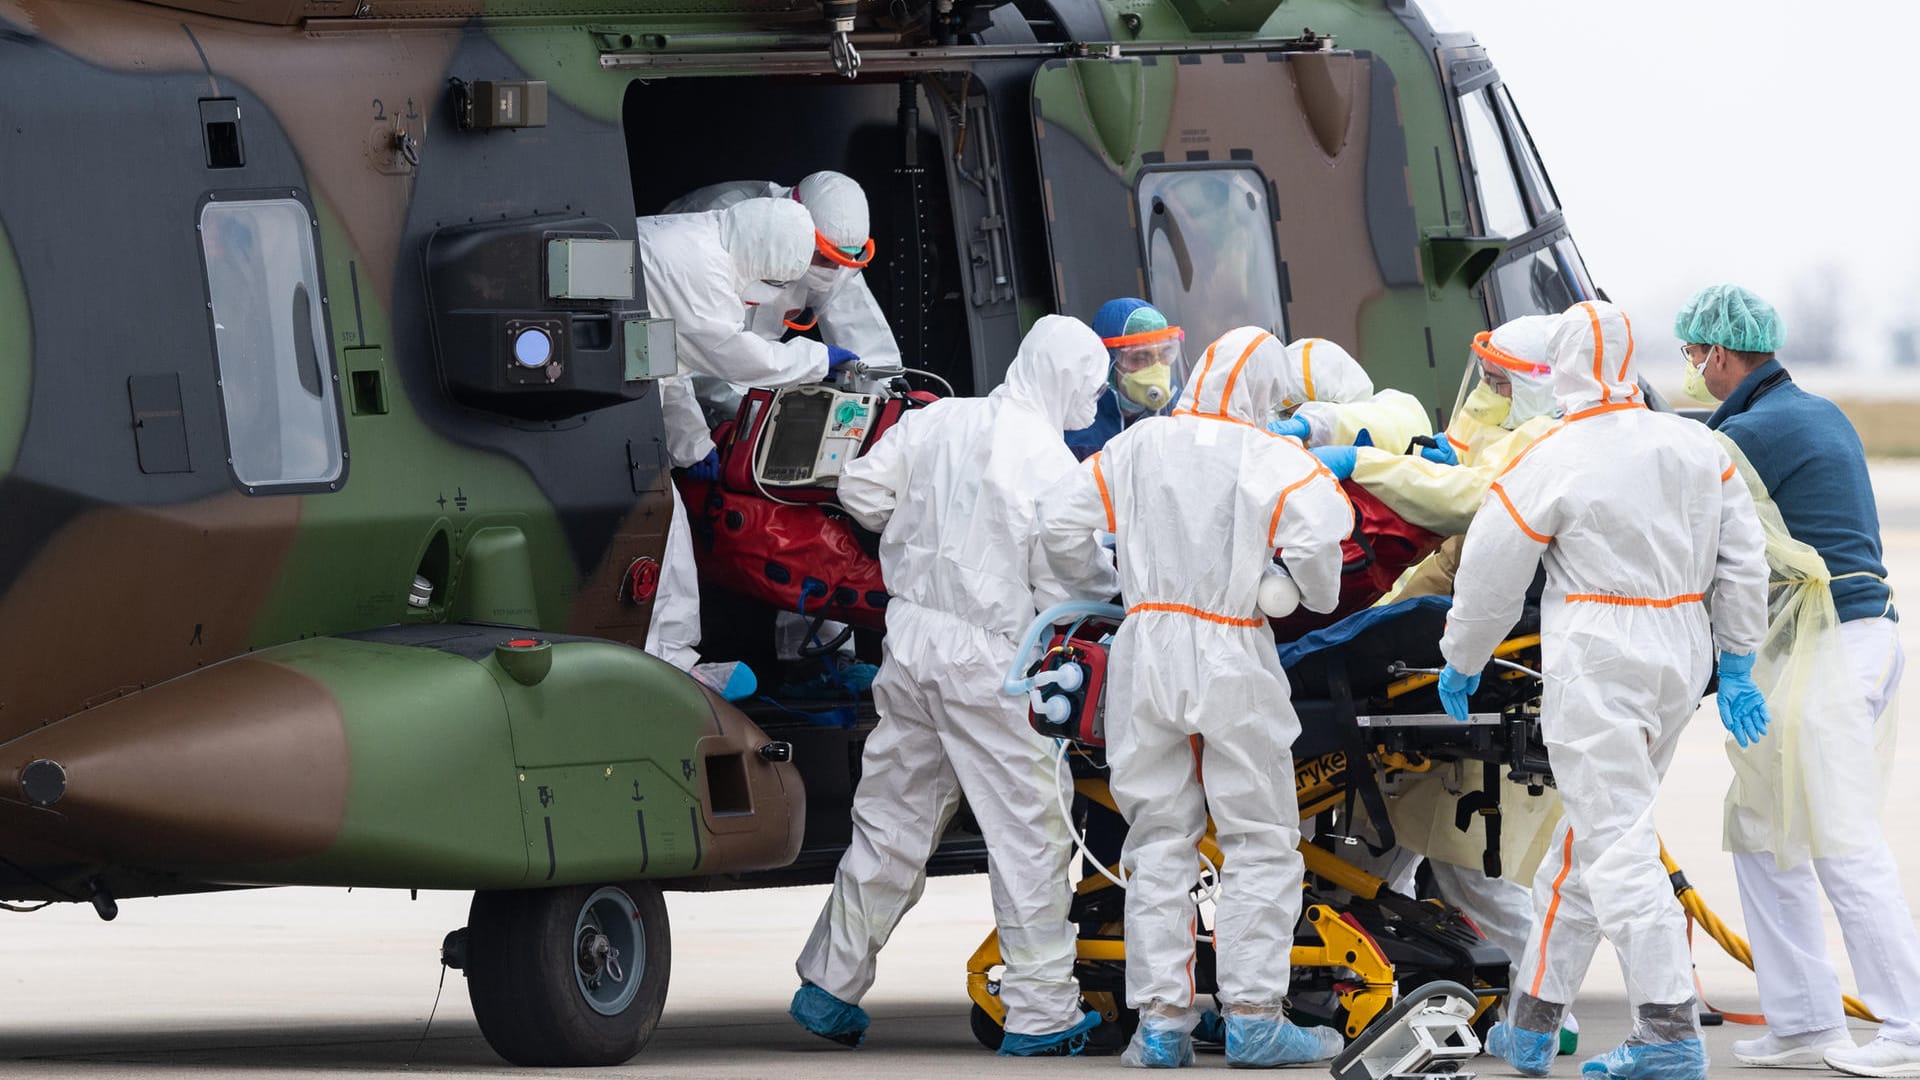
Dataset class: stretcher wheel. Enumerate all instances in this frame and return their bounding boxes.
[969,1003,1005,1051]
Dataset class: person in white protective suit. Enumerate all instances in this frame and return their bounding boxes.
[1264,336,1432,455]
[663,172,896,659]
[1039,326,1355,1069]
[789,315,1120,1057]
[664,170,899,417]
[633,198,840,682]
[1437,300,1770,1080]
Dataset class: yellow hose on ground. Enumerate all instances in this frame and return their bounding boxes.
[1659,839,1879,1023]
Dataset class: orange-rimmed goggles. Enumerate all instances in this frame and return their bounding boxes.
[1104,325,1185,377]
[1471,330,1551,376]
[1101,325,1184,350]
[816,231,875,270]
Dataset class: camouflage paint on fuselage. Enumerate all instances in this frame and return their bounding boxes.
[0,0,1564,902]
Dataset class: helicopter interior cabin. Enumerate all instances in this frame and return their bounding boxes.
[623,75,1011,400]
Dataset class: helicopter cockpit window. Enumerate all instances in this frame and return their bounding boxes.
[1489,237,1591,320]
[1460,89,1530,238]
[1135,167,1287,354]
[198,198,344,491]
[1494,86,1561,222]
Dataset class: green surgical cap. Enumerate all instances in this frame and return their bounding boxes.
[1674,284,1786,354]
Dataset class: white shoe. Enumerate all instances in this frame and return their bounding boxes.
[1826,1036,1920,1077]
[1731,1028,1851,1067]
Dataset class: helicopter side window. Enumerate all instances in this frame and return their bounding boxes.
[1459,89,1530,238]
[198,198,344,491]
[1135,167,1287,354]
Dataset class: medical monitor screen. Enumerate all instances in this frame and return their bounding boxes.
[765,391,831,477]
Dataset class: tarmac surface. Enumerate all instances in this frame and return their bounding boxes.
[7,462,1920,1078]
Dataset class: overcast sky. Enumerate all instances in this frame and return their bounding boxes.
[1423,0,1920,372]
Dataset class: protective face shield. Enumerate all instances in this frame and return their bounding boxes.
[1107,328,1187,415]
[1469,321,1557,428]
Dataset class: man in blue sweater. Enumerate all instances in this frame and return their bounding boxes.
[1680,284,1919,1076]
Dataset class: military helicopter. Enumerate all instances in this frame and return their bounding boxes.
[0,0,1598,1066]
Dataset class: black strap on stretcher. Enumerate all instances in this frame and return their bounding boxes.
[1326,651,1395,855]
[1452,760,1504,880]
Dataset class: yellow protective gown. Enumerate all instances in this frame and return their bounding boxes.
[1718,433,1899,868]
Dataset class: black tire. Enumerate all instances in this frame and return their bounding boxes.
[466,882,672,1066]
[970,1003,1005,1051]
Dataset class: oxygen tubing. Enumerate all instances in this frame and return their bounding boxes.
[1658,839,1879,1024]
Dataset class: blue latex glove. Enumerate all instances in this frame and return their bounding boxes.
[1420,437,1460,466]
[1267,414,1311,440]
[1438,663,1480,722]
[686,449,721,482]
[1352,428,1374,448]
[1716,651,1770,748]
[827,345,859,370]
[1312,444,1358,481]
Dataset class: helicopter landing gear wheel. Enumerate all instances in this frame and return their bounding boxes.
[465,882,671,1066]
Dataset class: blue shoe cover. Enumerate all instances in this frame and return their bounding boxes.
[1122,1019,1196,1068]
[1000,1009,1103,1056]
[1579,1039,1707,1080]
[789,983,868,1048]
[1488,1021,1556,1077]
[1192,1009,1226,1044]
[1224,1014,1345,1067]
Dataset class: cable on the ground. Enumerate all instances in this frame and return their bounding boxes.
[1660,838,1879,1024]
[405,956,450,1068]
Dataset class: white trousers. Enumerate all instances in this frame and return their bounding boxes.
[1734,617,1920,1042]
[1105,615,1304,1012]
[643,484,702,671]
[796,600,1082,1036]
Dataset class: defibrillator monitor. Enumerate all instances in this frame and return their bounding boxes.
[754,385,875,487]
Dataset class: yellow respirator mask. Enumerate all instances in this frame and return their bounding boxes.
[1460,383,1512,428]
[1683,360,1721,405]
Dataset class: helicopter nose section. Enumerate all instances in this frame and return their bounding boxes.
[0,656,351,869]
